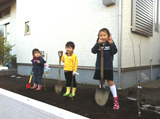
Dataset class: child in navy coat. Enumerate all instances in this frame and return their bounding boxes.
[91,28,119,110]
[30,48,46,90]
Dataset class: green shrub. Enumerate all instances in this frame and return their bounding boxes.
[0,31,16,66]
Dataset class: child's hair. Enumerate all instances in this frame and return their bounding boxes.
[96,28,111,42]
[65,41,75,49]
[32,48,40,56]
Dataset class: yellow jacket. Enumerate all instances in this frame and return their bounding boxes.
[61,53,78,72]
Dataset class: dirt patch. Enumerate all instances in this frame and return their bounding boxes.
[0,75,160,119]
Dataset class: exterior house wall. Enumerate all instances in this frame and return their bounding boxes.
[16,0,120,87]
[121,0,160,68]
[1,0,159,89]
[119,0,160,89]
[16,0,119,68]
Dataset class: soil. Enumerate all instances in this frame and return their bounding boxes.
[0,74,160,119]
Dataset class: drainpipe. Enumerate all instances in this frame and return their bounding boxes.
[150,57,153,81]
[159,60,160,79]
[117,0,122,90]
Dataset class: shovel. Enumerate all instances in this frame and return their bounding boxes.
[26,75,33,89]
[95,42,110,106]
[43,53,48,90]
[55,51,63,93]
[71,56,78,100]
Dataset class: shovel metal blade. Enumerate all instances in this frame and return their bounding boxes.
[55,84,63,93]
[95,88,110,106]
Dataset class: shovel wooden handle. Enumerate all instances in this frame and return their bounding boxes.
[58,51,62,85]
[58,51,63,57]
[99,42,107,88]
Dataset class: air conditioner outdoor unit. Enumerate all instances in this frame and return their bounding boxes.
[103,0,115,6]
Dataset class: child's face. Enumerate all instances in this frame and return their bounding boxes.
[66,46,74,54]
[99,31,109,42]
[34,51,40,58]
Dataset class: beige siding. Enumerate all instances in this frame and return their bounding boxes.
[121,0,160,68]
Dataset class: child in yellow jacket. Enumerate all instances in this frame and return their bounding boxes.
[59,41,78,97]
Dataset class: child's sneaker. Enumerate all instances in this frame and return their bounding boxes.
[36,85,42,90]
[30,84,38,89]
[113,96,119,110]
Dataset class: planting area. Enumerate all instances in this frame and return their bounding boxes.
[0,75,160,119]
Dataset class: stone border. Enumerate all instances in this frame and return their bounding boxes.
[0,88,89,119]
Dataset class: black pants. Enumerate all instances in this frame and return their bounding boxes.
[64,71,76,87]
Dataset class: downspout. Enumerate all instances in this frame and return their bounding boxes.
[117,0,122,90]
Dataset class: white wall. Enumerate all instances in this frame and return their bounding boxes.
[16,0,119,68]
[121,0,160,68]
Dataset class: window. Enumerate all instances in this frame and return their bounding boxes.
[0,25,4,37]
[131,0,154,37]
[0,24,10,44]
[155,0,159,32]
[0,7,10,19]
[5,23,10,44]
[24,21,31,35]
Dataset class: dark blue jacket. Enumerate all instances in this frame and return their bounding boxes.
[91,42,118,70]
[31,56,46,75]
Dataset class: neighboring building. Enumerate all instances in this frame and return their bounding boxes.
[0,0,160,89]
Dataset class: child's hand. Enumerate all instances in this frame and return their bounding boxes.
[58,51,63,57]
[72,73,76,76]
[37,60,40,63]
[108,34,113,44]
[98,39,104,44]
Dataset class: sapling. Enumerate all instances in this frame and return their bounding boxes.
[129,33,142,117]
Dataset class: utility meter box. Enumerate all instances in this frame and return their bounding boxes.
[103,0,115,6]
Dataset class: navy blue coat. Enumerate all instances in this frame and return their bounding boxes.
[31,56,46,75]
[91,42,118,70]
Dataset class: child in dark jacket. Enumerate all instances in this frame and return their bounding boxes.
[30,48,46,90]
[91,28,119,110]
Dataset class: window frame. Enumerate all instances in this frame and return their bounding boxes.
[155,0,159,32]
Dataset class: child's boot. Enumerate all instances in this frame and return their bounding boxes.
[63,87,71,96]
[69,87,76,97]
[113,95,119,110]
[36,85,42,90]
[30,84,38,89]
